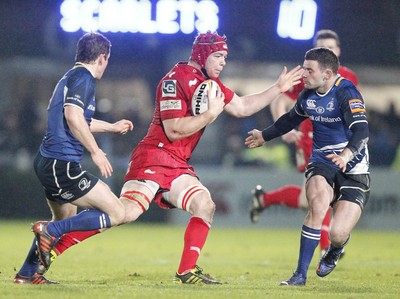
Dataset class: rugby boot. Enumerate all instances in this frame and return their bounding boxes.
[13,273,59,284]
[250,185,264,223]
[173,265,221,285]
[32,221,56,270]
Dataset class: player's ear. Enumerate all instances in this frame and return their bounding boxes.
[324,69,334,80]
[97,53,107,65]
[336,47,341,58]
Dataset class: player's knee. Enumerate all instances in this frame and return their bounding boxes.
[176,184,214,214]
[122,200,144,223]
[108,206,126,226]
[120,190,150,223]
[309,200,329,221]
[329,228,349,246]
[190,195,216,224]
[197,197,216,216]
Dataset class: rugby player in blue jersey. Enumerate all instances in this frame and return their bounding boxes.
[14,32,133,284]
[245,47,370,286]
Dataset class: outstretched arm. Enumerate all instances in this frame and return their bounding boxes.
[245,129,265,148]
[270,94,302,144]
[245,109,306,148]
[90,118,134,134]
[224,65,302,118]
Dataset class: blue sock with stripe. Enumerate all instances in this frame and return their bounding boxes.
[296,225,320,277]
[17,238,40,277]
[46,209,111,238]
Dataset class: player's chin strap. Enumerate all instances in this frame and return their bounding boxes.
[176,184,210,212]
[201,68,210,79]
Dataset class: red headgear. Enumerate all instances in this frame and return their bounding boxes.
[190,31,228,68]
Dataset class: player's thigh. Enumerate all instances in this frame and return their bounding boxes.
[306,175,333,208]
[73,179,124,218]
[298,179,308,209]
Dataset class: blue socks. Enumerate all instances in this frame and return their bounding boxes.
[46,209,111,238]
[18,238,40,277]
[17,210,111,277]
[296,225,320,277]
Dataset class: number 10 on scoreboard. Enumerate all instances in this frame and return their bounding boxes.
[277,0,318,40]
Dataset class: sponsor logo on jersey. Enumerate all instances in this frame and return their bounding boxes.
[310,115,342,123]
[327,99,335,111]
[306,99,325,114]
[189,78,198,87]
[316,106,325,114]
[66,96,84,107]
[160,100,182,111]
[78,178,91,191]
[306,99,317,109]
[162,80,177,97]
[349,99,366,113]
[144,169,156,174]
[87,104,95,111]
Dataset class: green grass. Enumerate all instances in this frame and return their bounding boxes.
[0,221,399,299]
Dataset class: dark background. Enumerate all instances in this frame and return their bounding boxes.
[1,0,399,72]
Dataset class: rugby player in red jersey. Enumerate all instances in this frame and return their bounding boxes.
[24,31,302,285]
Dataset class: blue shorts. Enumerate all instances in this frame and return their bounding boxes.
[305,162,371,209]
[34,152,99,204]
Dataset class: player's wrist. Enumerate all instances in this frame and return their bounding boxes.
[339,148,354,164]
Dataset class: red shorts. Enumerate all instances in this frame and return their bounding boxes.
[295,119,313,172]
[124,145,197,209]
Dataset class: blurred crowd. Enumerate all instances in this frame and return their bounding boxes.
[367,101,400,167]
[1,95,399,170]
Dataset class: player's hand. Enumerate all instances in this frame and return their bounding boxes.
[276,65,303,93]
[207,85,225,123]
[112,119,134,135]
[91,149,113,178]
[326,148,354,172]
[245,129,265,148]
[282,129,302,144]
[326,153,347,172]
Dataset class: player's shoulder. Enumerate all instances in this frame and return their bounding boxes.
[66,66,93,86]
[334,76,357,90]
[338,65,358,86]
[165,62,200,79]
[334,76,364,106]
[161,63,204,89]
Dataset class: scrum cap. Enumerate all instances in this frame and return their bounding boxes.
[190,31,228,68]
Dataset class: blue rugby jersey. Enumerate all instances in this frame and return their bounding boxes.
[294,76,369,174]
[40,64,96,162]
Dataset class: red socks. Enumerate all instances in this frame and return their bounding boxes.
[320,209,331,251]
[263,185,302,208]
[263,184,331,252]
[53,230,100,255]
[177,217,210,274]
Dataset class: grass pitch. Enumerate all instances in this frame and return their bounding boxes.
[0,220,399,299]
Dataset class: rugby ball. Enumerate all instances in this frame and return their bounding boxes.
[191,79,218,115]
